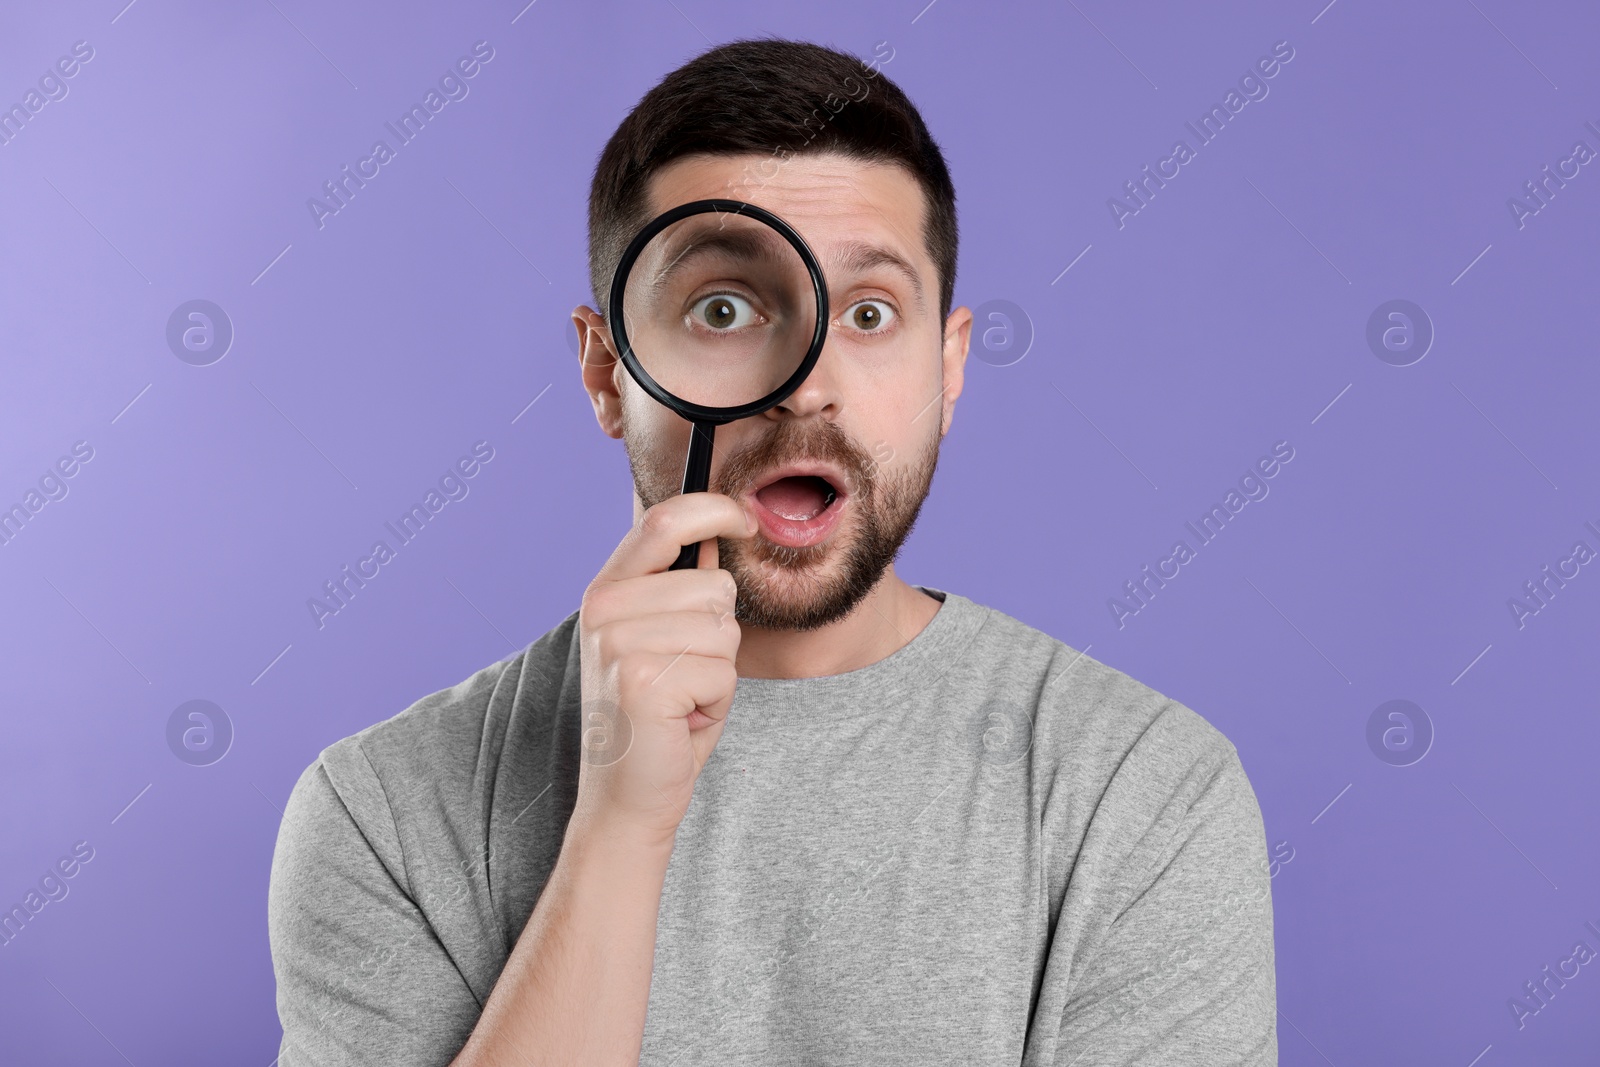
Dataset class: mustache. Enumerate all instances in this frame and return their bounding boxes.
[713,421,872,497]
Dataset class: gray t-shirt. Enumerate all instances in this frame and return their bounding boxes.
[268,587,1277,1065]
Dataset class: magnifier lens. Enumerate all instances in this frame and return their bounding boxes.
[620,212,818,410]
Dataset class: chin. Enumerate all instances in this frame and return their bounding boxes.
[720,524,881,633]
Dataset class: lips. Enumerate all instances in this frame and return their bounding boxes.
[744,463,851,549]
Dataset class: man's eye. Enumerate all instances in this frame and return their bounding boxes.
[845,300,895,331]
[689,293,757,330]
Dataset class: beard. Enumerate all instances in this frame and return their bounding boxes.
[621,404,941,632]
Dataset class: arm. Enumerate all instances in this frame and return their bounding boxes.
[448,813,675,1066]
[452,491,757,1060]
[1053,747,1278,1065]
[453,492,756,1062]
[271,493,752,1065]
[269,756,677,1067]
[268,758,482,1066]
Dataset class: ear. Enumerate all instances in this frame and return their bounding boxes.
[574,305,625,439]
[938,304,972,436]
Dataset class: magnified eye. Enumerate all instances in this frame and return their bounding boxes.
[845,300,896,331]
[690,292,758,330]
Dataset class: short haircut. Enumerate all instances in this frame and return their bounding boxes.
[586,37,958,324]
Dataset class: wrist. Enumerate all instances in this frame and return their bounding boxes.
[562,809,678,868]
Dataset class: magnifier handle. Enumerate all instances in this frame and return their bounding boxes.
[668,420,717,571]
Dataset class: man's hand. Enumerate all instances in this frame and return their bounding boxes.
[573,491,758,848]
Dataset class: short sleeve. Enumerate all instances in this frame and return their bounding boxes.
[1053,749,1278,1065]
[267,751,481,1066]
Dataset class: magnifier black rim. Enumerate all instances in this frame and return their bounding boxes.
[606,198,829,425]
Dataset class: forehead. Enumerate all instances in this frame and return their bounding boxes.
[642,151,933,307]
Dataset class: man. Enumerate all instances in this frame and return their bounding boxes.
[268,37,1277,1066]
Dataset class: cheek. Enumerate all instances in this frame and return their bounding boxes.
[845,342,941,465]
[858,323,942,394]
[885,352,945,429]
[856,411,928,483]
[621,388,689,455]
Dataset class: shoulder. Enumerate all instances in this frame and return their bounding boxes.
[956,595,1258,880]
[955,594,1237,769]
[277,610,581,862]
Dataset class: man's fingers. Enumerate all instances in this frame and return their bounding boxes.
[583,569,739,631]
[573,490,751,843]
[636,653,737,725]
[598,493,756,581]
[591,611,740,671]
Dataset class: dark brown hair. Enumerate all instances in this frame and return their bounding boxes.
[586,37,958,324]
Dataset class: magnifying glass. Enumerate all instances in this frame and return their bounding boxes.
[607,199,829,571]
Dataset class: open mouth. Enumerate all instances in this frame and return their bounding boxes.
[747,469,848,548]
[756,474,837,521]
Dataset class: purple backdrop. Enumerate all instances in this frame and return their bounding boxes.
[2,0,1597,1062]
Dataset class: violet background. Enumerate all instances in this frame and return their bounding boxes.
[2,0,1597,1063]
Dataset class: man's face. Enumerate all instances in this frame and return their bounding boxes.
[582,150,970,632]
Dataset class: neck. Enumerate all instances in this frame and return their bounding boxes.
[733,566,941,679]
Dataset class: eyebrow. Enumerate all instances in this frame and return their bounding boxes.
[647,227,784,295]
[642,230,929,317]
[831,240,925,313]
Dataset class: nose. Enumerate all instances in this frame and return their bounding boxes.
[767,321,844,422]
